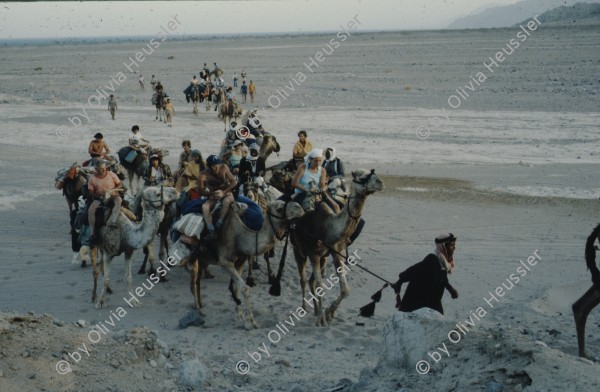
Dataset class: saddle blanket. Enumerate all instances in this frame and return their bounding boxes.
[178,195,264,233]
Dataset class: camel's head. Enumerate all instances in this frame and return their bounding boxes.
[260,133,280,159]
[352,169,385,195]
[142,186,180,209]
[268,200,305,222]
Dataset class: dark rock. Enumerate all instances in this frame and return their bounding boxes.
[179,311,205,329]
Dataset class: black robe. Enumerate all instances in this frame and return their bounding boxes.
[238,157,266,185]
[399,253,452,315]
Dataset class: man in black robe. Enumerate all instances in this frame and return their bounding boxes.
[391,233,459,315]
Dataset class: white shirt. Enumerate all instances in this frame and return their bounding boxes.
[151,167,163,183]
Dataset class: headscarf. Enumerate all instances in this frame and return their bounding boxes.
[435,233,456,274]
[248,143,260,161]
[324,147,336,161]
[307,148,323,160]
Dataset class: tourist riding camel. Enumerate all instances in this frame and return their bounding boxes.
[177,140,192,176]
[176,149,206,202]
[197,155,238,240]
[227,140,244,174]
[292,130,313,168]
[88,133,112,160]
[144,153,173,187]
[129,125,150,155]
[391,233,459,315]
[87,161,123,245]
[291,148,340,214]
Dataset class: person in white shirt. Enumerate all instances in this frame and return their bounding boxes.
[128,125,150,155]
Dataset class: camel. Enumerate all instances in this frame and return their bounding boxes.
[127,188,177,279]
[290,169,384,326]
[266,160,296,194]
[217,96,242,131]
[185,84,207,116]
[118,146,150,196]
[572,223,600,358]
[153,92,168,122]
[57,164,91,215]
[169,199,305,329]
[203,82,213,111]
[91,186,179,308]
[243,177,283,285]
[259,133,280,161]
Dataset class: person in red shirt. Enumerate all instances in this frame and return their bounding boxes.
[87,161,123,244]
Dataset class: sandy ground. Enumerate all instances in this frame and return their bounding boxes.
[1,26,600,391]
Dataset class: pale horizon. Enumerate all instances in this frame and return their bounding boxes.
[0,0,531,40]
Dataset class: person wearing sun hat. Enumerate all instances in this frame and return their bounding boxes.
[391,233,459,315]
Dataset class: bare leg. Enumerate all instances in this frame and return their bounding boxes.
[202,199,216,227]
[108,196,122,225]
[218,194,235,223]
[573,285,600,358]
[88,200,101,237]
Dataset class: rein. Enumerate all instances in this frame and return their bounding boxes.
[347,169,375,220]
[145,185,165,209]
[266,200,290,241]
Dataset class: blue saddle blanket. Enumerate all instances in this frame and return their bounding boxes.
[181,196,263,231]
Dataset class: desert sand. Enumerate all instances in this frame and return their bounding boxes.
[1,24,600,391]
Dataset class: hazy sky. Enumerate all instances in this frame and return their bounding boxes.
[0,0,526,39]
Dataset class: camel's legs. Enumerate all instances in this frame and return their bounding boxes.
[124,249,134,295]
[96,254,113,309]
[190,259,203,310]
[325,250,350,323]
[138,246,149,274]
[246,257,256,287]
[573,285,600,357]
[294,246,309,311]
[91,246,99,303]
[128,170,136,196]
[145,242,157,275]
[157,232,169,282]
[308,254,326,326]
[265,252,275,284]
[221,260,257,329]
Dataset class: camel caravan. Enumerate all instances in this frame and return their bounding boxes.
[54,64,389,329]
